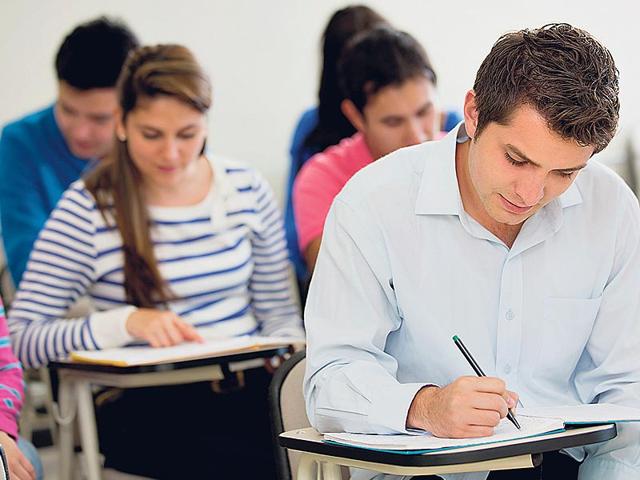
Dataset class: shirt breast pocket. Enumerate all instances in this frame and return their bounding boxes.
[537,296,602,380]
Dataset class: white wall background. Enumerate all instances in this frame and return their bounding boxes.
[0,0,636,201]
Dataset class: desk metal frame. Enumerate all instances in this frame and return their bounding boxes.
[50,346,289,480]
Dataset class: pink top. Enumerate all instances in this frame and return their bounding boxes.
[293,133,373,253]
[0,300,23,438]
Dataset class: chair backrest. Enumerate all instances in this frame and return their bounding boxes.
[269,350,309,480]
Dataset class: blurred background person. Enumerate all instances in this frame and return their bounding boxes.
[285,6,461,300]
[294,27,444,278]
[0,17,139,289]
[285,5,389,301]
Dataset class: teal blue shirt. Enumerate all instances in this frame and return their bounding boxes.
[0,105,91,287]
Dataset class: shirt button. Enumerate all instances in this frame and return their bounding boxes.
[504,364,512,374]
[505,309,515,321]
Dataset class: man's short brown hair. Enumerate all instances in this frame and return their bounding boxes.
[473,23,619,153]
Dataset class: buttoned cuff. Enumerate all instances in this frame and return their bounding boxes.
[368,382,430,434]
[89,306,137,349]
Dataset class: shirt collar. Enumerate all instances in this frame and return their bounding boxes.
[557,180,582,208]
[414,124,464,216]
[414,123,584,217]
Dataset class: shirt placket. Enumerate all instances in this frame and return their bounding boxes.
[495,253,523,393]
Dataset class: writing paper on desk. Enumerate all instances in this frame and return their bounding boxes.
[519,403,640,424]
[69,336,304,367]
[324,403,640,454]
[324,416,565,453]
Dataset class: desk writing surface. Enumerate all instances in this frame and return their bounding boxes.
[50,344,291,374]
[68,336,302,367]
[279,424,616,467]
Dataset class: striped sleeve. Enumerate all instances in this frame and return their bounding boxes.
[248,172,304,338]
[0,301,23,438]
[8,183,135,369]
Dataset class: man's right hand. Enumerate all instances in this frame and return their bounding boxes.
[406,376,518,438]
[125,309,204,347]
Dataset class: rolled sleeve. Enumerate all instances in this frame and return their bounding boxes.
[89,305,137,348]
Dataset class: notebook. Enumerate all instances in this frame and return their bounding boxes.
[69,335,305,367]
[324,403,640,454]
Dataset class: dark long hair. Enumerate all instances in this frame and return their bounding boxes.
[338,27,437,113]
[84,44,212,307]
[303,5,388,152]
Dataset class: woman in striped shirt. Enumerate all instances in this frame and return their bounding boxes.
[8,44,303,478]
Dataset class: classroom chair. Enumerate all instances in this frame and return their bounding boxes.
[269,350,308,479]
[269,350,349,480]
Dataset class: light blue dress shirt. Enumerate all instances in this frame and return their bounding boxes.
[304,126,640,480]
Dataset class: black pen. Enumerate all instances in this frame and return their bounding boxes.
[452,335,521,430]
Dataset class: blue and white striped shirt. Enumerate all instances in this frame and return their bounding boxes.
[9,156,303,368]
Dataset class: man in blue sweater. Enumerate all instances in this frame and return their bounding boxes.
[0,17,138,288]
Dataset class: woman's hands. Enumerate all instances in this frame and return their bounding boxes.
[125,309,203,347]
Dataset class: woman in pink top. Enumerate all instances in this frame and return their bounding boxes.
[0,298,42,480]
[293,27,442,273]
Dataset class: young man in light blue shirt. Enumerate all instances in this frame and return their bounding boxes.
[304,23,639,480]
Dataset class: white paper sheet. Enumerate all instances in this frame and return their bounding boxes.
[324,415,565,451]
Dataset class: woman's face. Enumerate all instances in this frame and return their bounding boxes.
[119,95,208,195]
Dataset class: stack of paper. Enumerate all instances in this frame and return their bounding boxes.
[324,403,640,453]
[325,416,564,452]
[70,335,304,367]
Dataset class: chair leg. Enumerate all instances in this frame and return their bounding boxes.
[296,455,343,480]
[18,386,34,442]
[75,381,102,480]
[39,367,58,443]
[320,462,343,480]
[56,379,76,480]
[297,454,317,480]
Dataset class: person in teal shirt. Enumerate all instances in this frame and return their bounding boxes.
[0,17,138,288]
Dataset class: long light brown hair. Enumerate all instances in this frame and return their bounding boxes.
[84,44,212,307]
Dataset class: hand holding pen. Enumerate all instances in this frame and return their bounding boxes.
[453,335,521,429]
[406,336,520,438]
